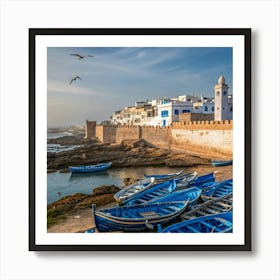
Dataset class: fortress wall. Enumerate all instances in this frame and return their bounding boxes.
[96,125,117,143]
[92,121,233,155]
[141,126,171,149]
[85,120,96,139]
[171,120,233,130]
[95,125,104,142]
[115,125,140,143]
[170,128,233,155]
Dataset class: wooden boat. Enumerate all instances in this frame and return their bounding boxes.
[174,171,198,188]
[114,177,155,205]
[92,200,189,232]
[158,212,233,233]
[123,179,177,206]
[149,187,202,206]
[69,162,112,173]
[144,170,183,179]
[188,172,215,188]
[211,159,233,167]
[201,179,233,201]
[180,193,233,220]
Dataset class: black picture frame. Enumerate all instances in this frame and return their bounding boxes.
[29,28,251,251]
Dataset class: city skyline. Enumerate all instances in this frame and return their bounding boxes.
[47,47,232,127]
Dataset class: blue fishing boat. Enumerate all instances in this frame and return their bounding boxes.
[123,180,177,206]
[158,212,233,233]
[189,172,215,187]
[211,159,233,167]
[92,200,189,232]
[201,179,233,201]
[180,193,233,220]
[69,162,112,173]
[114,177,155,205]
[149,187,202,206]
[144,170,184,179]
[174,171,198,188]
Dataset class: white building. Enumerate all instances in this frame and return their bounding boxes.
[110,75,232,126]
[214,75,233,121]
[157,101,194,126]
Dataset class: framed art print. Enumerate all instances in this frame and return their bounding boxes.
[29,28,251,251]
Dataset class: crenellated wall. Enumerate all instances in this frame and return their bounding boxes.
[96,125,117,143]
[141,126,170,149]
[90,120,233,155]
[116,125,140,143]
[171,120,232,130]
[85,120,96,139]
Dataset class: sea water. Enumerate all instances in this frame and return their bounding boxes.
[47,166,181,204]
[47,131,81,153]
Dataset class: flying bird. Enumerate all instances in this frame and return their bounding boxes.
[70,53,94,60]
[70,76,82,84]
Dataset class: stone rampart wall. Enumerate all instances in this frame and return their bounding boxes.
[141,126,170,149]
[93,121,233,155]
[170,128,232,154]
[115,126,140,143]
[171,120,232,130]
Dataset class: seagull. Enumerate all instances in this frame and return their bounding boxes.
[70,53,94,60]
[70,75,82,84]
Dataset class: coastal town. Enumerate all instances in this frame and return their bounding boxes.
[47,75,233,233]
[109,75,232,127]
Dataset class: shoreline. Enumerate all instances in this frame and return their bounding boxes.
[47,136,232,233]
[47,164,232,233]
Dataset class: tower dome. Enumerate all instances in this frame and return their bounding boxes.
[218,75,226,85]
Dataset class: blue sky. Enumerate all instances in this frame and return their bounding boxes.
[47,47,232,127]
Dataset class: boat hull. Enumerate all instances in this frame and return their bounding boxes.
[144,170,183,179]
[201,179,233,201]
[159,212,233,233]
[114,177,155,205]
[69,162,112,173]
[211,160,233,167]
[93,201,189,232]
[181,193,233,220]
[123,180,177,206]
[149,187,202,206]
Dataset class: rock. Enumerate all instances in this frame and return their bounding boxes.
[47,169,57,173]
[47,185,120,227]
[48,135,85,145]
[59,168,70,173]
[123,177,140,186]
[92,185,120,196]
[47,137,210,171]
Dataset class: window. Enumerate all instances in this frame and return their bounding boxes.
[161,110,169,117]
[223,91,227,95]
[217,107,219,110]
[230,107,233,112]
[174,109,179,115]
[182,109,190,113]
[212,106,214,112]
[216,91,220,96]
[204,106,208,112]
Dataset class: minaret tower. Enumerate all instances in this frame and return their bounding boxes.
[214,75,229,121]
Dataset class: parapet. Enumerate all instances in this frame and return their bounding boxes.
[171,120,233,130]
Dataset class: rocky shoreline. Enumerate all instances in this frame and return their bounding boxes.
[47,137,213,172]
